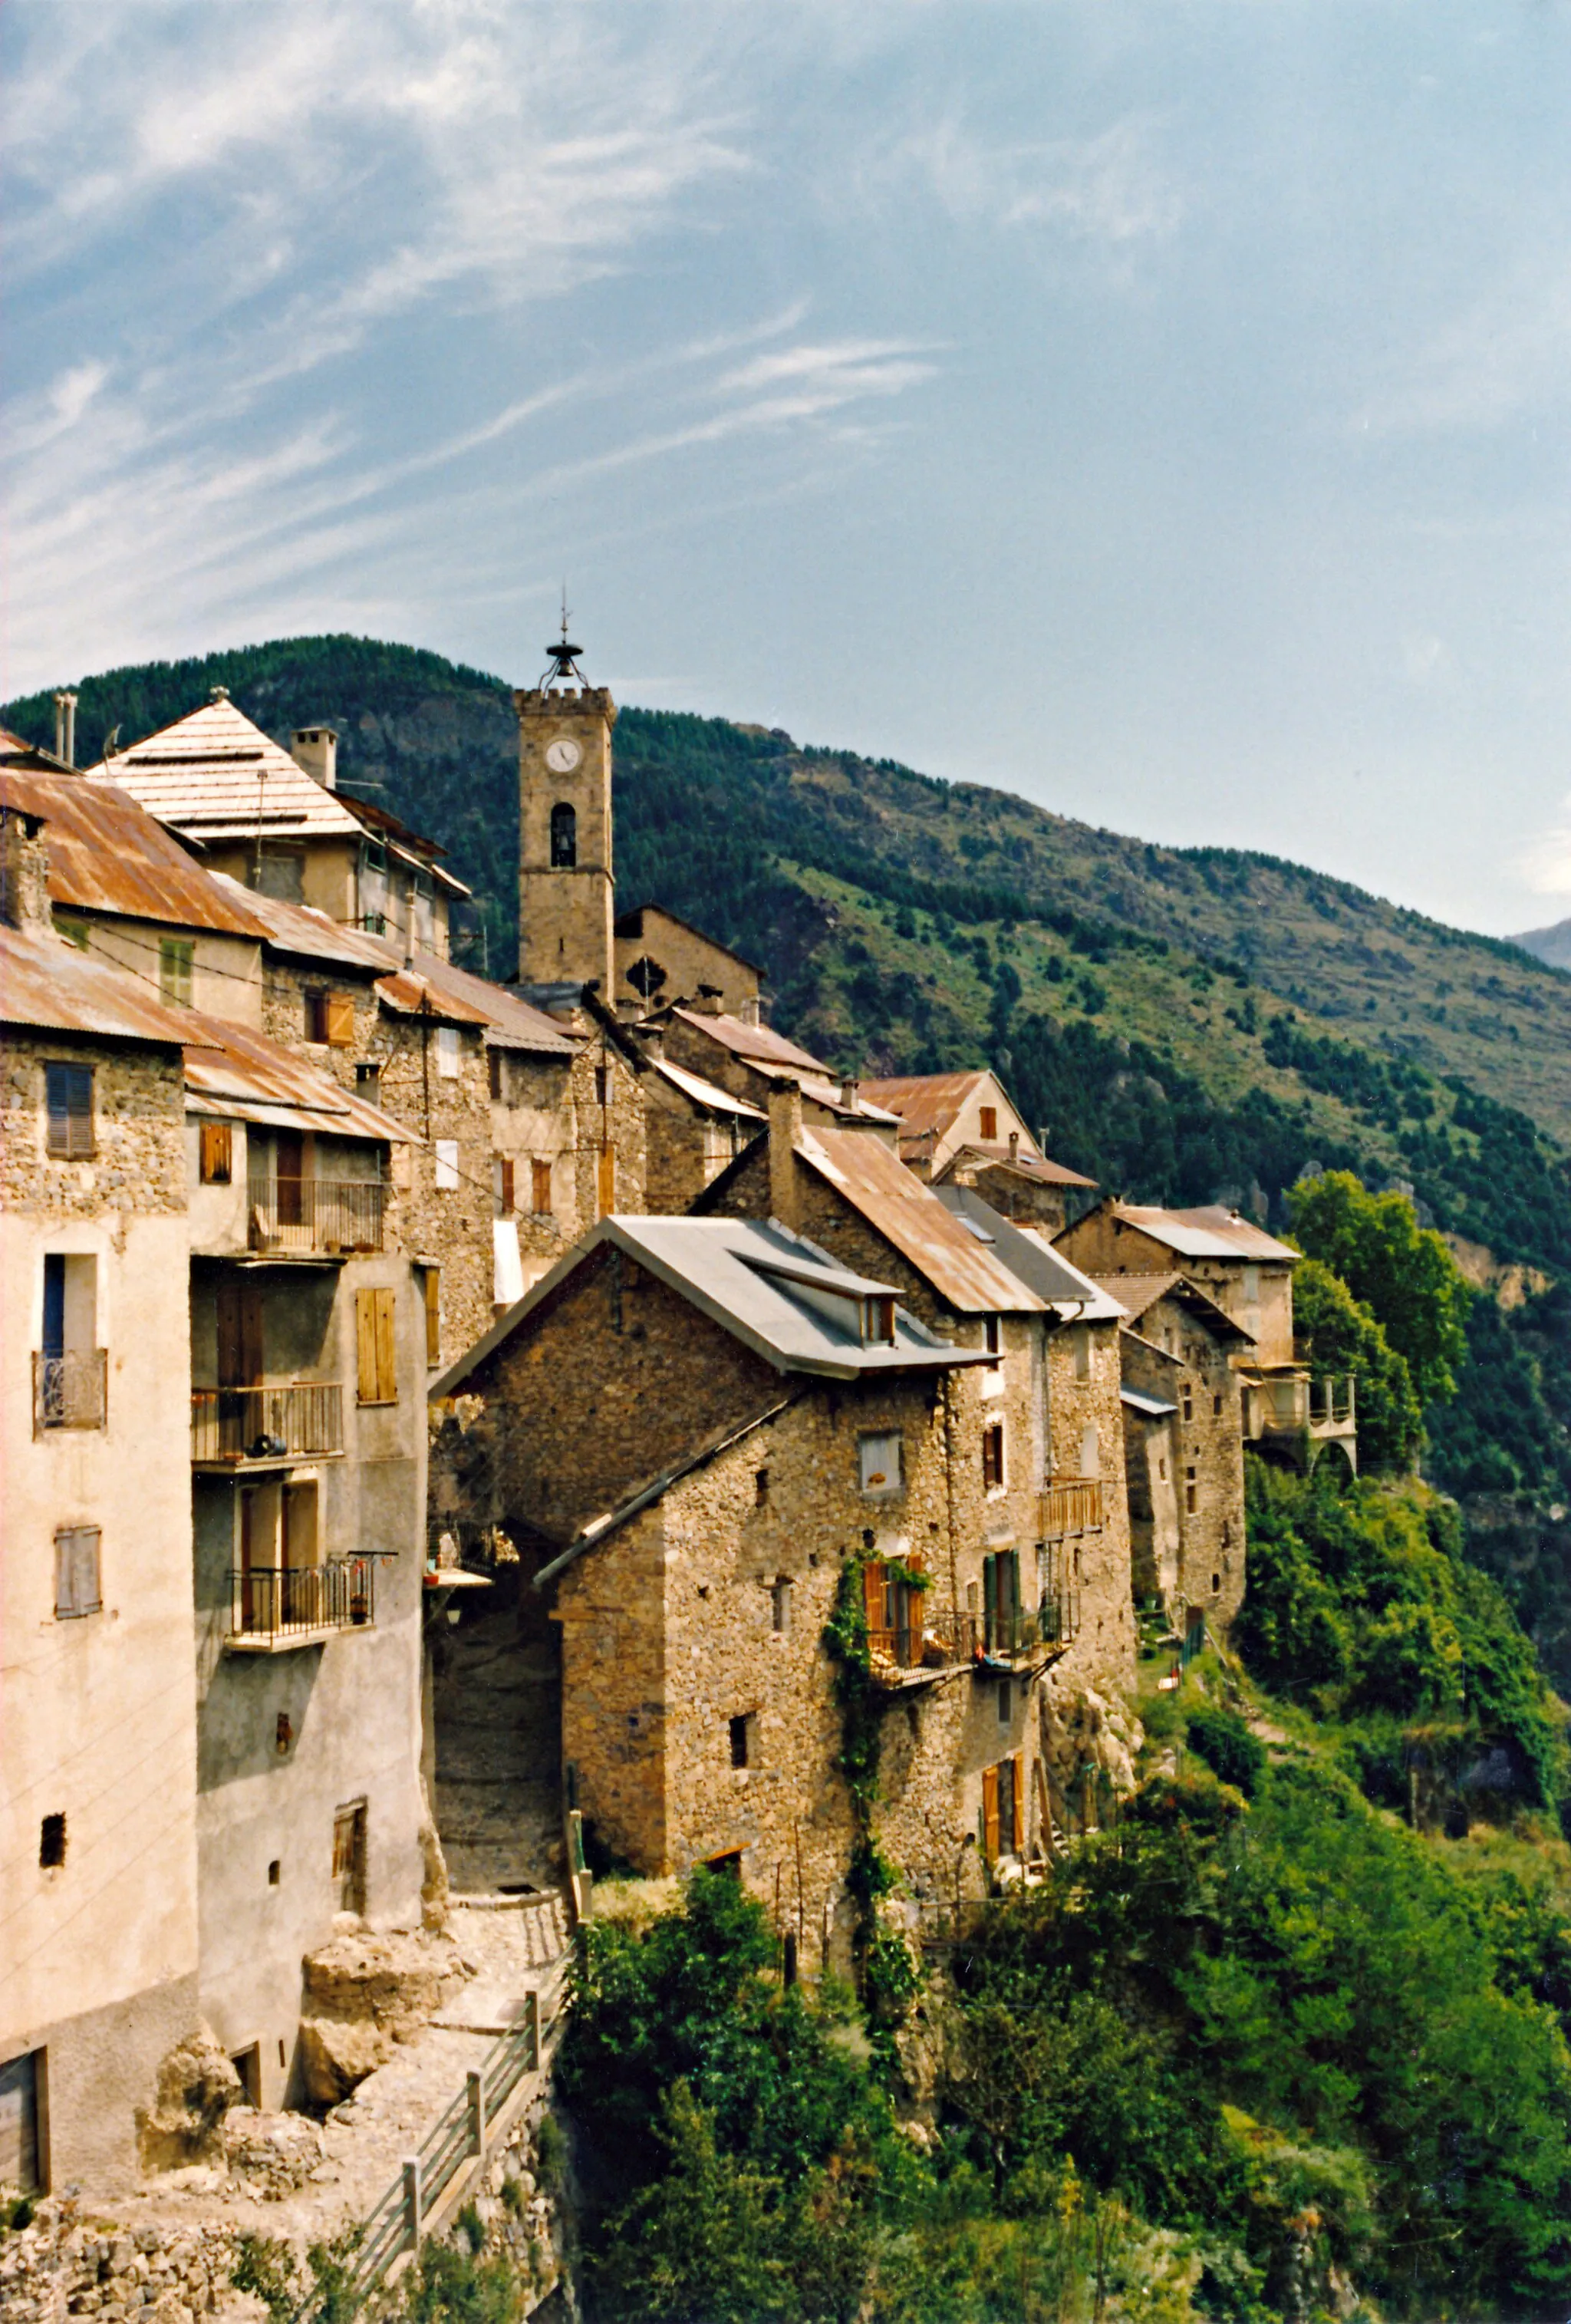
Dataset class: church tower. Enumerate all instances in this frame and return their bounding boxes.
[515,613,617,991]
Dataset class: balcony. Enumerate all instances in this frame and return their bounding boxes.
[866,1599,1072,1688]
[33,1350,107,1435]
[1041,1478,1102,1538]
[247,1175,385,1258]
[192,1383,344,1467]
[1250,1375,1356,1440]
[227,1556,375,1651]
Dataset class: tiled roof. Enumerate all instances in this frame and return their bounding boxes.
[0,766,270,937]
[1089,1271,1255,1342]
[0,925,221,1048]
[88,698,366,839]
[795,1126,1046,1315]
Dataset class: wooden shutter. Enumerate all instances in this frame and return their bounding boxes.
[496,1159,515,1218]
[532,1158,552,1215]
[54,1525,101,1617]
[597,1143,616,1218]
[862,1561,886,1638]
[424,1269,441,1366]
[982,1764,1000,1860]
[374,1287,397,1401]
[46,1063,94,1158]
[325,992,355,1048]
[978,1106,997,1141]
[199,1120,232,1185]
[284,1481,319,1570]
[356,1289,380,1403]
[216,1281,263,1387]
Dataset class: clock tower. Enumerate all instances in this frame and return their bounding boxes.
[515,614,617,991]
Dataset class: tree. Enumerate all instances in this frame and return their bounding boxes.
[1287,1172,1471,1406]
[1290,1256,1424,1472]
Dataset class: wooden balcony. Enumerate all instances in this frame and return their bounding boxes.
[866,1599,1072,1687]
[33,1350,107,1434]
[1040,1478,1102,1538]
[227,1556,375,1651]
[192,1382,344,1466]
[247,1175,385,1258]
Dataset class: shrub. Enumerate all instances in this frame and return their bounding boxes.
[1185,1706,1266,1798]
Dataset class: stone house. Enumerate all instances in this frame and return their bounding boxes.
[2,817,204,2195]
[430,1211,1089,1957]
[1056,1199,1358,1475]
[87,694,469,955]
[651,1000,901,1134]
[859,1068,1096,1230]
[613,902,764,1024]
[1087,1273,1253,1636]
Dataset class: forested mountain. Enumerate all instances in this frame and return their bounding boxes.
[8,634,1569,1670]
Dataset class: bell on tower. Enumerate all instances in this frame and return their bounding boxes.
[515,595,618,994]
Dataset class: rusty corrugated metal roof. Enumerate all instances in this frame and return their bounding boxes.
[182,1009,417,1142]
[858,1070,988,1142]
[1089,1270,1253,1340]
[0,925,223,1048]
[796,1126,1046,1314]
[940,1141,1096,1189]
[0,767,270,937]
[1107,1203,1299,1263]
[374,968,493,1027]
[669,1007,828,1074]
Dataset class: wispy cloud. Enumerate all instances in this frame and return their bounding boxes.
[1354,249,1571,437]
[864,109,1185,251]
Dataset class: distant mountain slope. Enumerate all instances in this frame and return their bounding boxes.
[1517,915,1571,971]
[8,634,1569,1284]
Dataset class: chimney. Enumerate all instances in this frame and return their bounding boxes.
[52,692,77,769]
[0,807,53,932]
[839,1074,861,1113]
[768,1078,803,1230]
[693,981,725,1018]
[737,993,762,1027]
[291,726,338,790]
[1008,1129,1019,1165]
[633,1020,666,1063]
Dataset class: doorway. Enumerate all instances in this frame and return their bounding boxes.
[332,1799,367,1915]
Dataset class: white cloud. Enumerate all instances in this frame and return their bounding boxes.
[1355,250,1571,437]
[1519,797,1571,899]
[865,109,1184,250]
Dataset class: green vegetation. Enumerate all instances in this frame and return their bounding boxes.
[1289,1258,1423,1475]
[1286,1172,1472,1406]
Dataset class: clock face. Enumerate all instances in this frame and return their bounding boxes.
[545,736,582,774]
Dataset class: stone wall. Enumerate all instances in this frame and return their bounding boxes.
[1119,1299,1247,1632]
[1043,1320,1137,1696]
[1,1037,186,1218]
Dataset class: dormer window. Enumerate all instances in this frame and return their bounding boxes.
[863,1294,895,1345]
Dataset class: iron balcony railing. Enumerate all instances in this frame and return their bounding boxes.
[192,1382,344,1464]
[867,1597,1073,1682]
[229,1556,374,1643]
[33,1350,107,1434]
[1041,1477,1102,1537]
[247,1174,385,1255]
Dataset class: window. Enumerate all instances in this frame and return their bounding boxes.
[1071,1326,1090,1382]
[859,1432,902,1496]
[1211,1572,1222,1596]
[44,1063,94,1159]
[594,1065,609,1107]
[38,1254,103,1431]
[356,1287,397,1404]
[980,1759,1019,1858]
[531,1158,553,1216]
[199,1120,232,1185]
[434,1139,459,1191]
[756,1468,770,1506]
[865,1294,896,1345]
[771,1577,792,1634]
[1181,1384,1194,1422]
[550,802,577,867]
[982,1422,1006,1492]
[332,1801,367,1915]
[356,1062,382,1105]
[1186,1466,1197,1515]
[305,990,355,1047]
[159,937,193,1006]
[983,1315,1002,1360]
[728,1715,750,1769]
[436,1025,459,1080]
[982,1549,1019,1650]
[424,1269,441,1367]
[54,1527,101,1619]
[1212,1392,1224,1417]
[495,1158,515,1217]
[977,1106,998,1142]
[39,1814,66,1870]
[488,1050,503,1101]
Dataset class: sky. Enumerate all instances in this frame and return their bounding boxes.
[3,2,1569,939]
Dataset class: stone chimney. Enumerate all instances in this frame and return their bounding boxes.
[693,982,725,1017]
[52,692,77,770]
[291,726,338,790]
[737,993,762,1027]
[839,1074,861,1113]
[1008,1129,1019,1165]
[0,807,53,932]
[768,1078,803,1230]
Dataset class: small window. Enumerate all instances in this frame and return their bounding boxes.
[488,1050,503,1102]
[1212,1392,1224,1417]
[756,1469,770,1506]
[550,802,578,868]
[434,1139,459,1191]
[771,1577,792,1634]
[199,1120,232,1185]
[983,1315,1002,1360]
[356,1287,397,1404]
[356,1060,382,1101]
[495,1158,515,1217]
[54,1526,101,1618]
[1182,1385,1194,1422]
[332,1801,367,1915]
[267,1861,281,1888]
[305,991,354,1047]
[978,1106,998,1142]
[40,1814,66,1870]
[1186,1466,1197,1515]
[424,1269,441,1367]
[728,1714,750,1770]
[436,1025,460,1080]
[982,1422,1006,1492]
[44,1063,94,1159]
[1211,1572,1222,1596]
[865,1294,896,1345]
[159,937,194,1007]
[860,1432,902,1496]
[531,1158,553,1216]
[1158,1456,1167,1482]
[594,1065,609,1107]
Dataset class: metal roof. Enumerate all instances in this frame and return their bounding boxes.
[87,698,367,840]
[932,1186,1125,1321]
[0,766,270,937]
[182,1010,416,1142]
[795,1127,1047,1315]
[0,925,222,1048]
[209,875,390,970]
[432,1212,989,1400]
[374,969,493,1028]
[1121,1387,1178,1420]
[1089,1271,1254,1342]
[651,1056,766,1119]
[1102,1203,1299,1264]
[939,1142,1096,1190]
[667,1007,828,1075]
[858,1069,996,1143]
